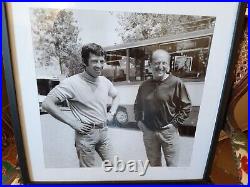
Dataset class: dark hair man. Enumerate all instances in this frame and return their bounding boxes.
[42,43,119,167]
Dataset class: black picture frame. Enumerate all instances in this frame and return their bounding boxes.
[2,2,247,184]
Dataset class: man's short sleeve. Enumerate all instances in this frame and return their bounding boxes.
[47,79,74,102]
[106,78,118,98]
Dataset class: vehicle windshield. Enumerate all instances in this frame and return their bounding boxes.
[37,79,60,96]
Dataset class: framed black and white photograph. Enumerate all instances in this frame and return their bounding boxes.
[2,2,246,184]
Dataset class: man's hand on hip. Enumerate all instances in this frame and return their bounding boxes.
[107,112,114,122]
[70,120,93,134]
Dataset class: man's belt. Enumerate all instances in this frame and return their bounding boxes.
[86,122,107,129]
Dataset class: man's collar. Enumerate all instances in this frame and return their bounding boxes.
[81,71,98,83]
[162,73,170,81]
[152,73,171,83]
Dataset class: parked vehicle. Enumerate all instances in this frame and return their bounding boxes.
[103,28,213,135]
[37,77,68,114]
[109,82,201,130]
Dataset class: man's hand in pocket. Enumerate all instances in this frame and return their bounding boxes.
[137,121,144,131]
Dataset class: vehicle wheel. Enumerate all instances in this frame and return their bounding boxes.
[114,107,128,127]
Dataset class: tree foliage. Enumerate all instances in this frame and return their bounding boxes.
[31,9,83,76]
[116,13,215,43]
[52,10,82,75]
[31,8,58,67]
